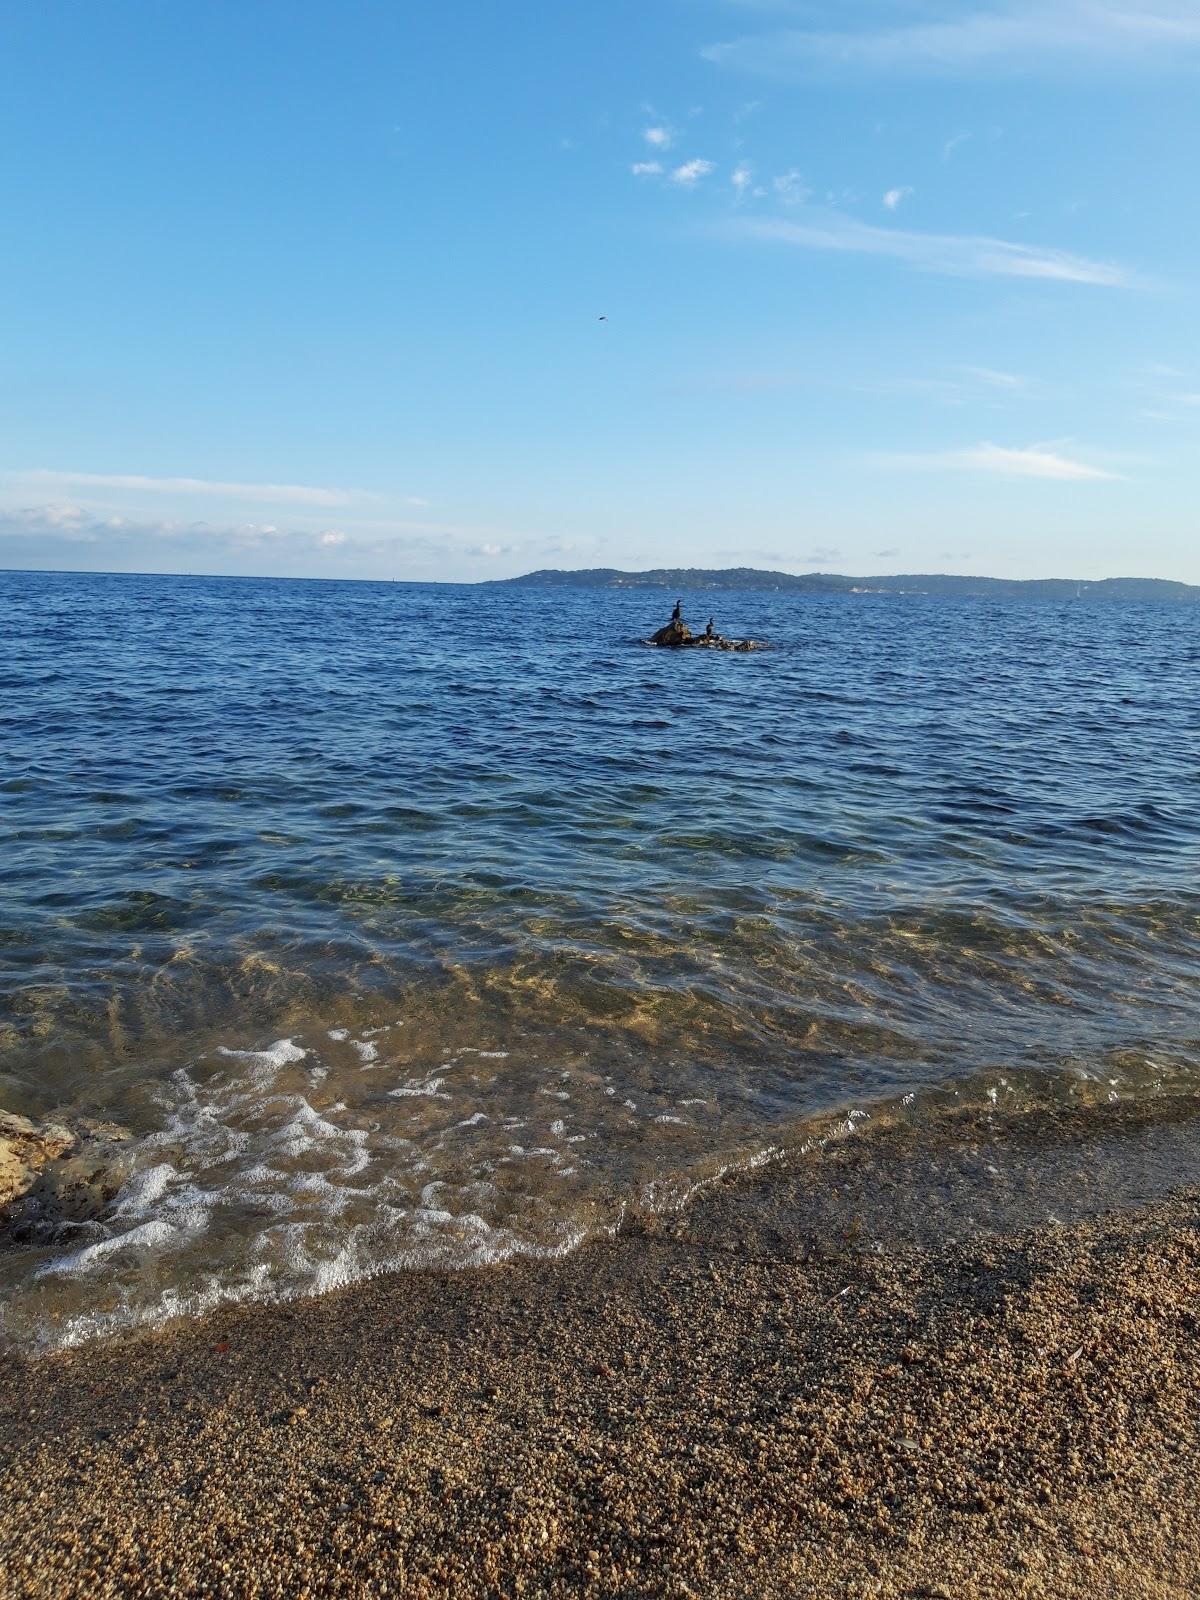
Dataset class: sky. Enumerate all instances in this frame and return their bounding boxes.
[2,0,1199,584]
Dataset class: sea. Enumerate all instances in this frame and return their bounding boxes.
[2,568,1199,1351]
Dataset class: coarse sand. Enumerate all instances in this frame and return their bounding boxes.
[1,1106,1198,1599]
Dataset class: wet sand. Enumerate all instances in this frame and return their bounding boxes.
[2,1108,1199,1599]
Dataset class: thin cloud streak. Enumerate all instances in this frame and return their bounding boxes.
[873,443,1124,480]
[958,365,1029,389]
[702,2,1200,80]
[727,210,1135,286]
[5,469,366,507]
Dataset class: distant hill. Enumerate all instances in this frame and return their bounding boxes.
[493,568,1200,602]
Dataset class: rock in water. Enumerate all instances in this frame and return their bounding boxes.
[0,1111,132,1245]
[645,619,765,651]
[651,619,692,647]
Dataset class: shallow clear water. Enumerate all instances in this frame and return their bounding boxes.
[2,570,1199,1347]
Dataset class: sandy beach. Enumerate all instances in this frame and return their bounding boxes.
[3,1105,1198,1599]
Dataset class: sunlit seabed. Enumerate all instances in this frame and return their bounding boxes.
[1,571,1199,1348]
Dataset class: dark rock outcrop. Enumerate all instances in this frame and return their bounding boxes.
[651,620,692,647]
[645,618,765,652]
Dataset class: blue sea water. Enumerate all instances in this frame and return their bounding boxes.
[2,569,1199,1346]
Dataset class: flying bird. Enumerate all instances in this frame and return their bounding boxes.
[598,315,607,321]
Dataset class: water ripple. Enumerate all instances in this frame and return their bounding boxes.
[2,572,1200,1344]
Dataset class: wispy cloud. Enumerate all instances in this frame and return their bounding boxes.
[671,158,717,186]
[772,168,811,205]
[957,365,1028,389]
[4,469,365,507]
[873,442,1123,480]
[883,186,914,211]
[632,161,663,176]
[643,125,673,149]
[849,367,1031,405]
[703,3,1200,81]
[714,545,785,564]
[0,503,107,543]
[1132,366,1200,420]
[726,209,1135,286]
[0,503,350,551]
[0,503,527,571]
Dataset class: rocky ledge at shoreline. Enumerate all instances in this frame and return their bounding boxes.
[0,1110,131,1246]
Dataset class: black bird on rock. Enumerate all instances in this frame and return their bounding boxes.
[671,599,682,622]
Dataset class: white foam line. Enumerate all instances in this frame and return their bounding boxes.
[389,1076,449,1099]
[218,1038,307,1069]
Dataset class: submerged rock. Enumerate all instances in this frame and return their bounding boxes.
[0,1111,132,1246]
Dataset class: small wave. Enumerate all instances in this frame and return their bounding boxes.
[7,1013,1200,1355]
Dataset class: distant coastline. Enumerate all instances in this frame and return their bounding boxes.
[4,565,1200,598]
[492,567,1200,602]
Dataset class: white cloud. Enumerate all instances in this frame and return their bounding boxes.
[731,163,753,195]
[874,442,1123,480]
[5,469,363,507]
[671,158,716,186]
[21,501,91,529]
[643,126,673,149]
[772,168,810,205]
[475,542,510,557]
[702,3,1200,81]
[727,209,1135,286]
[942,131,973,161]
[883,186,914,210]
[631,161,663,177]
[0,501,535,580]
[0,503,104,541]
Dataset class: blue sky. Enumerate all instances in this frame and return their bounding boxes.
[2,1,1199,582]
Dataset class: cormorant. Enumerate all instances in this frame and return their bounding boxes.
[671,599,682,622]
[705,618,714,639]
